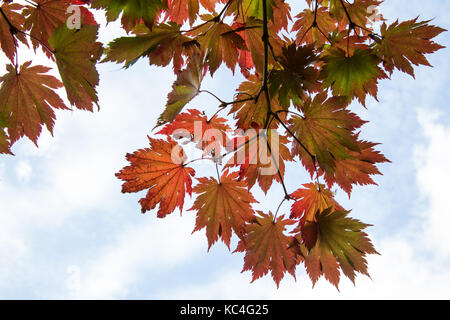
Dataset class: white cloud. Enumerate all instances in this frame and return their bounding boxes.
[68,214,206,299]
[15,161,32,183]
[414,110,450,260]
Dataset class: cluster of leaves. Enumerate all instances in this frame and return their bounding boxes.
[0,0,101,153]
[0,0,445,288]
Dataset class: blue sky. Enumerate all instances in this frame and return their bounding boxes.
[0,0,449,299]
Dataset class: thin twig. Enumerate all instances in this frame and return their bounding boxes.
[199,90,225,104]
[263,133,291,200]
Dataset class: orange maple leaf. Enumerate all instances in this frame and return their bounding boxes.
[235,212,297,287]
[116,137,195,217]
[190,170,257,249]
[0,62,68,145]
[290,183,343,223]
[158,109,230,155]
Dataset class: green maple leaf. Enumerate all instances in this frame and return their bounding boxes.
[103,22,192,72]
[156,54,204,126]
[49,25,103,111]
[321,48,386,106]
[270,44,320,107]
[288,92,365,175]
[296,208,378,288]
[91,0,167,30]
[227,0,276,21]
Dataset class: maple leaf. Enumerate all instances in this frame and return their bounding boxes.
[295,208,378,288]
[0,2,27,62]
[270,44,321,107]
[167,0,216,25]
[235,211,297,287]
[293,7,336,45]
[290,183,343,223]
[190,170,257,249]
[103,22,193,73]
[189,16,247,75]
[0,127,12,155]
[321,47,387,106]
[116,137,195,217]
[91,0,167,31]
[0,62,68,145]
[341,0,384,32]
[23,0,70,57]
[156,54,204,126]
[230,75,285,130]
[227,0,276,22]
[226,129,293,193]
[288,92,365,175]
[323,138,390,196]
[158,108,230,155]
[328,29,371,55]
[271,0,291,33]
[373,18,446,77]
[49,24,103,111]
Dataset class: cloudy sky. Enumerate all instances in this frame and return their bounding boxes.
[0,0,449,299]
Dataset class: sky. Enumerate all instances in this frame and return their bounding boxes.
[0,0,449,299]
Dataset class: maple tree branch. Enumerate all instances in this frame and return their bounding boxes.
[274,196,288,220]
[183,157,216,166]
[271,112,323,187]
[215,162,222,184]
[180,0,232,33]
[261,0,273,130]
[220,132,260,159]
[199,90,226,104]
[271,112,315,161]
[298,0,332,44]
[275,109,305,120]
[338,0,383,41]
[263,133,291,201]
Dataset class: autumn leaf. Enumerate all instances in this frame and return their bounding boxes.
[321,48,388,106]
[189,16,247,75]
[235,211,297,287]
[293,7,336,45]
[288,92,365,175]
[230,75,285,130]
[290,183,343,223]
[158,108,230,155]
[271,0,291,32]
[0,2,27,62]
[341,0,384,32]
[103,22,193,73]
[270,44,321,107]
[226,129,293,194]
[0,127,12,155]
[23,0,70,57]
[227,0,276,21]
[190,170,257,249]
[373,18,446,77]
[167,0,217,25]
[324,138,390,196]
[156,54,204,126]
[49,24,103,111]
[116,137,195,217]
[0,62,68,145]
[295,208,378,288]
